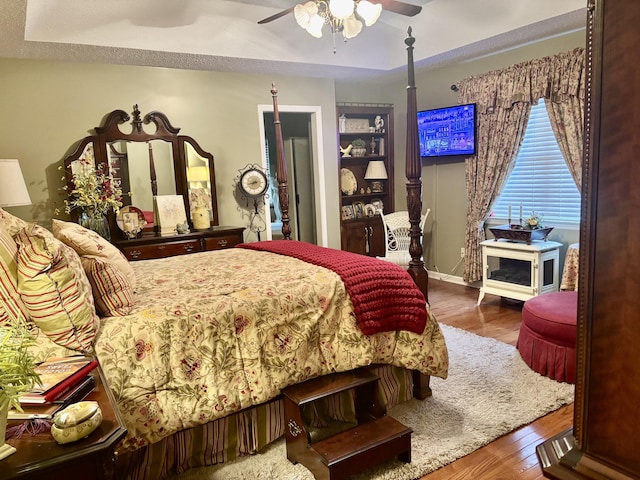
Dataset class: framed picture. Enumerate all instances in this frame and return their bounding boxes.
[341,205,355,220]
[352,201,365,219]
[154,194,188,236]
[364,203,376,217]
[344,118,370,133]
[371,198,384,214]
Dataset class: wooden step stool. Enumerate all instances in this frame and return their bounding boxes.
[282,369,412,480]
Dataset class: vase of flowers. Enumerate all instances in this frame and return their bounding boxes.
[78,210,112,241]
[524,211,545,230]
[61,159,123,241]
[0,318,41,459]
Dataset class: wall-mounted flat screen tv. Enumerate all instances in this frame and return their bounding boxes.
[418,103,476,158]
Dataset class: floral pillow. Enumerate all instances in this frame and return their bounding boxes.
[15,225,98,354]
[0,207,28,237]
[52,219,136,290]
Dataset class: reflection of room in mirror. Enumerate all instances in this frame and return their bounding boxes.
[70,143,95,176]
[185,143,213,220]
[107,141,130,205]
[127,140,176,215]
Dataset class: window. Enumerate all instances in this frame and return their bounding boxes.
[491,101,581,227]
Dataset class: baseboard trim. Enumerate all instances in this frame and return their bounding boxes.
[427,270,482,289]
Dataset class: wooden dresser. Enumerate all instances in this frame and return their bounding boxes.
[113,225,244,261]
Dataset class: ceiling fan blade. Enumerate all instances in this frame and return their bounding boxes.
[257,6,295,24]
[376,0,422,17]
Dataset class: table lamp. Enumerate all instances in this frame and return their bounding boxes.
[364,160,387,193]
[0,159,32,207]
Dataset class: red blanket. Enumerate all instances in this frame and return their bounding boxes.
[237,240,427,335]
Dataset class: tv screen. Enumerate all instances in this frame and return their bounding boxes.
[418,103,476,158]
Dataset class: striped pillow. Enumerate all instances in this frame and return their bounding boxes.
[0,225,30,323]
[81,256,134,316]
[15,225,98,354]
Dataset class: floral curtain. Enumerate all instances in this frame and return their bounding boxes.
[544,49,586,190]
[456,48,585,282]
[461,103,530,282]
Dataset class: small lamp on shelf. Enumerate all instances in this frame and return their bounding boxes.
[0,159,32,208]
[364,160,387,193]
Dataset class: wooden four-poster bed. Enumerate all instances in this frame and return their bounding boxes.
[2,30,447,480]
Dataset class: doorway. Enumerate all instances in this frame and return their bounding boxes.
[258,105,328,246]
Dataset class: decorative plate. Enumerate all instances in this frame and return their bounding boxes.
[116,205,147,238]
[340,168,358,196]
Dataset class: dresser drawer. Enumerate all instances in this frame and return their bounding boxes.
[204,233,243,251]
[122,239,203,260]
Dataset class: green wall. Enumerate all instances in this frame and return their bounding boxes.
[336,30,586,280]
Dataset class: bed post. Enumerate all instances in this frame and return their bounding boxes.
[404,29,433,400]
[271,83,291,240]
[404,28,429,303]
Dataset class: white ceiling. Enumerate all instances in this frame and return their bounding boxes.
[1,0,586,79]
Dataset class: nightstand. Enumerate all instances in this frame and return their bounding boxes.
[2,366,127,480]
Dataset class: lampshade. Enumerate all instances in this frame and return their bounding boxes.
[356,0,382,26]
[342,15,363,39]
[294,1,317,29]
[0,159,32,207]
[187,165,210,183]
[329,0,353,19]
[364,160,388,180]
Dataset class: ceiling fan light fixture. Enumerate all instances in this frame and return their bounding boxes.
[342,15,363,39]
[294,1,318,29]
[329,0,354,20]
[356,0,382,26]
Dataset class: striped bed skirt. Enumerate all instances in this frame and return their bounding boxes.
[115,365,416,480]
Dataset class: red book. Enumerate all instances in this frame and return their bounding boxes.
[19,358,99,404]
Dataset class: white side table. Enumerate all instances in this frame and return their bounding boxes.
[477,239,562,305]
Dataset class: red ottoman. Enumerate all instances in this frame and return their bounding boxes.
[517,291,577,383]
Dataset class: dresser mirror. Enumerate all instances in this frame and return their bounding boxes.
[63,105,219,239]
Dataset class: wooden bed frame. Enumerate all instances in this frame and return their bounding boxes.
[270,28,431,401]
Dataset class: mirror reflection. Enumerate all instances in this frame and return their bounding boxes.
[107,139,176,224]
[185,141,213,227]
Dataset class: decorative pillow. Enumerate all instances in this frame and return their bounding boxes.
[0,207,28,237]
[52,219,136,290]
[81,256,134,317]
[0,225,30,323]
[15,225,98,354]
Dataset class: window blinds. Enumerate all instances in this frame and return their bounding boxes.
[492,101,581,226]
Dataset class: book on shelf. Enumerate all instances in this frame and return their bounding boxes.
[19,357,99,404]
[8,374,96,420]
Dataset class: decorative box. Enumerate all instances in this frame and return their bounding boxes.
[51,401,103,444]
[489,224,553,244]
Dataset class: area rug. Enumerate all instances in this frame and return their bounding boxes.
[173,324,574,480]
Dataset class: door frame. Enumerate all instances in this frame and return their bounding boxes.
[257,104,328,246]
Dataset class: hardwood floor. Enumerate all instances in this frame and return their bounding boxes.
[420,279,574,480]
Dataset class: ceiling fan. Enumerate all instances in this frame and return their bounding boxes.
[257,0,422,25]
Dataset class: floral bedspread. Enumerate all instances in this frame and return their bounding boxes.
[32,248,449,452]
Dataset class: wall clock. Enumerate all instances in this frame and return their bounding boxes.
[239,167,269,198]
